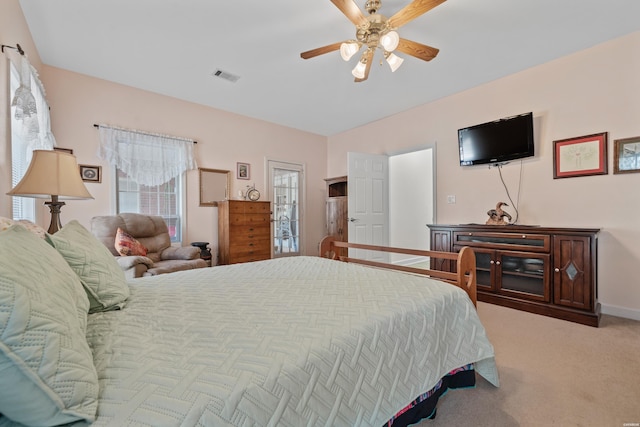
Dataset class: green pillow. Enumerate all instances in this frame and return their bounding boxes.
[0,225,98,425]
[47,220,130,313]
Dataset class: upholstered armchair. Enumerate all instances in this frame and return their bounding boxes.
[91,213,207,278]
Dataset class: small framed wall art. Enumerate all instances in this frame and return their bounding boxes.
[553,132,608,179]
[79,165,102,183]
[613,136,640,174]
[237,162,250,180]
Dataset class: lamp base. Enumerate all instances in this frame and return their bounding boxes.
[45,196,65,234]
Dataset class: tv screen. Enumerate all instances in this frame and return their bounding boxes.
[458,112,534,166]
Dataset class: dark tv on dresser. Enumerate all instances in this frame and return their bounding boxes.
[458,112,534,166]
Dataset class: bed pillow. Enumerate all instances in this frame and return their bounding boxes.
[115,227,147,256]
[47,220,130,313]
[0,216,46,239]
[0,225,98,425]
[15,219,47,239]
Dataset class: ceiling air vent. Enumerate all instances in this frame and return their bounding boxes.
[211,69,240,83]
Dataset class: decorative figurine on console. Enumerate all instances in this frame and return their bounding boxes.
[486,202,512,225]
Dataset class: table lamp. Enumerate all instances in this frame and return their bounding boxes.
[7,149,93,233]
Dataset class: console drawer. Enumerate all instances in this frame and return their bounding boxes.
[453,231,550,253]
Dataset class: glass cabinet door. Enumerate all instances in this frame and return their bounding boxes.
[497,252,550,302]
[471,247,495,292]
[456,246,550,302]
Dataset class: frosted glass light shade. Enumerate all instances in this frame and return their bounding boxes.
[340,42,360,61]
[385,53,404,72]
[380,31,399,52]
[352,61,367,79]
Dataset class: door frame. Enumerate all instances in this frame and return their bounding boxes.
[387,143,437,226]
[265,158,306,257]
[387,144,437,257]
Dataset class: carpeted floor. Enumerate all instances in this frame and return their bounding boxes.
[415,302,640,427]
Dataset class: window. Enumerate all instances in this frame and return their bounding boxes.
[116,169,184,243]
[97,125,196,245]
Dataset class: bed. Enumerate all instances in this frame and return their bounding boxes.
[0,221,499,427]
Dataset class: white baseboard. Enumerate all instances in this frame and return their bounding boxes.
[600,303,640,321]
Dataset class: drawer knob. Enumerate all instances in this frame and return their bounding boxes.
[522,235,527,238]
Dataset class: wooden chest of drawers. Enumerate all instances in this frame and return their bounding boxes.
[218,200,271,264]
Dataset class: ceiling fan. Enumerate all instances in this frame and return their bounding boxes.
[300,0,446,82]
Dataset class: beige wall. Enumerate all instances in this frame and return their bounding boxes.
[327,31,640,319]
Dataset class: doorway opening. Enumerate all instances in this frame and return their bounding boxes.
[348,146,435,263]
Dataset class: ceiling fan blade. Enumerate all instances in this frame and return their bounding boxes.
[331,0,368,27]
[388,0,446,28]
[396,38,440,61]
[300,42,343,59]
[354,49,374,83]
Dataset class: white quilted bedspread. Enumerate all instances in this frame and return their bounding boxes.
[5,256,499,426]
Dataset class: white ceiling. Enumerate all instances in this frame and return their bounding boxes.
[18,0,640,136]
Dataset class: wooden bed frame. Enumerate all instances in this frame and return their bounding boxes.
[319,235,477,307]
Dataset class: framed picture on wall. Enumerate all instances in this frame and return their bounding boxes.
[79,165,102,183]
[553,132,608,179]
[237,162,250,180]
[613,136,640,174]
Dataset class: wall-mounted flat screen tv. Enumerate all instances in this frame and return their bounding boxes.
[458,112,534,166]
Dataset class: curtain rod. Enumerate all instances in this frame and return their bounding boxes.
[1,44,25,55]
[93,124,197,144]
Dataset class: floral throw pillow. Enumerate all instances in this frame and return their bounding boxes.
[115,227,147,256]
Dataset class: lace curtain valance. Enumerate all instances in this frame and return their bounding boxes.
[97,125,197,187]
[12,55,55,150]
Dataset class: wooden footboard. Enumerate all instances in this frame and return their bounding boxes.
[319,235,477,307]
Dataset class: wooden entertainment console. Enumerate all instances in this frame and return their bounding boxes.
[428,224,600,327]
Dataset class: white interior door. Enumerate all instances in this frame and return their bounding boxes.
[347,152,389,262]
[267,160,304,258]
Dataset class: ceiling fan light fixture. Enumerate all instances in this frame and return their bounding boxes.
[299,0,446,82]
[340,41,360,61]
[352,60,367,79]
[380,30,399,52]
[385,52,404,72]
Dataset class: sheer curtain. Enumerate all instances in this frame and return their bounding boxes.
[97,125,196,186]
[10,55,55,221]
